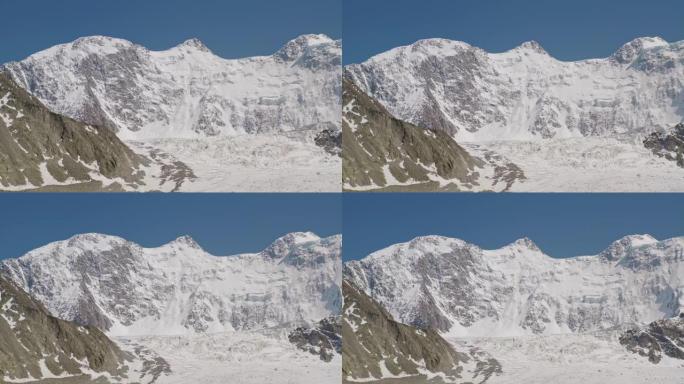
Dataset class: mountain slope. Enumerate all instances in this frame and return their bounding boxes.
[1,232,342,336]
[3,34,341,141]
[0,275,131,383]
[342,279,502,383]
[0,72,148,191]
[346,37,684,141]
[342,77,525,191]
[344,234,684,337]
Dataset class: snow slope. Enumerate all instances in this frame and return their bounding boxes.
[1,232,342,337]
[345,234,684,337]
[346,37,684,141]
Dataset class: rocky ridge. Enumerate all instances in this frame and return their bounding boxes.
[620,313,684,363]
[0,275,131,382]
[0,71,148,191]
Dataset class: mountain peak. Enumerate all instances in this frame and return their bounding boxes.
[66,232,126,245]
[506,236,541,252]
[263,231,321,259]
[614,233,658,247]
[70,36,134,53]
[168,234,202,249]
[611,36,668,63]
[177,38,211,53]
[515,40,548,54]
[600,234,658,261]
[408,38,473,55]
[275,34,334,61]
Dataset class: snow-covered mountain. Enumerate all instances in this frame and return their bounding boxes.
[344,234,684,337]
[1,232,341,337]
[3,34,341,140]
[345,37,684,141]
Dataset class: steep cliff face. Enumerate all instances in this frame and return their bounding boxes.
[0,275,131,382]
[1,232,342,336]
[3,34,341,141]
[346,37,684,141]
[345,235,684,336]
[0,72,148,190]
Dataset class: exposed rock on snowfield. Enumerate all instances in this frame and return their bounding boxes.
[1,232,342,336]
[314,122,342,156]
[620,314,684,363]
[0,72,148,191]
[342,77,524,191]
[643,122,684,167]
[344,234,684,336]
[346,37,683,141]
[289,316,342,362]
[3,34,341,140]
[0,275,132,383]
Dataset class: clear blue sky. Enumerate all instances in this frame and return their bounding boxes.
[0,0,341,64]
[0,194,341,260]
[344,0,684,64]
[343,194,684,261]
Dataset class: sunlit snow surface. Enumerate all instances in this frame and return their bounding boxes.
[450,332,684,384]
[131,135,340,192]
[464,137,684,192]
[117,331,340,384]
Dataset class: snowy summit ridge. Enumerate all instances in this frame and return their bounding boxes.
[2,33,342,140]
[0,232,342,337]
[345,36,684,141]
[344,234,684,336]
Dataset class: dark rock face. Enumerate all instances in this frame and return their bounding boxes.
[643,123,684,167]
[0,71,148,190]
[314,125,342,156]
[342,280,502,383]
[342,77,516,191]
[288,316,342,362]
[0,276,130,381]
[620,314,684,363]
